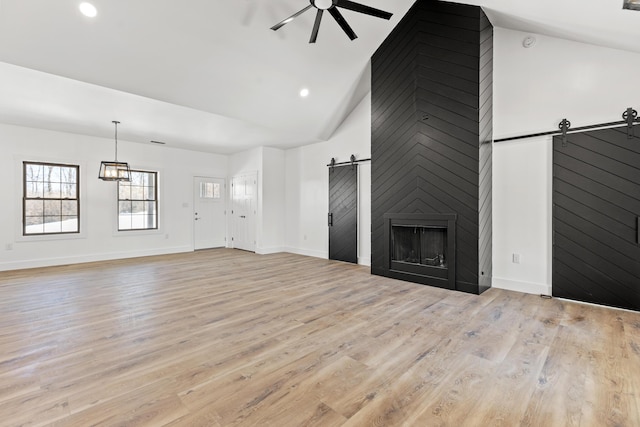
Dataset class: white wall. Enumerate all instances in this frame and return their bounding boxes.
[228,146,286,254]
[228,147,261,252]
[284,93,372,265]
[493,28,640,295]
[261,147,286,253]
[283,28,640,291]
[6,27,639,290]
[229,147,261,176]
[0,123,227,271]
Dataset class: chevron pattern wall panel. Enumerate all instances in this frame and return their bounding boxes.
[371,0,493,294]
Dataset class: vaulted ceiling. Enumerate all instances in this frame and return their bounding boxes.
[0,0,638,154]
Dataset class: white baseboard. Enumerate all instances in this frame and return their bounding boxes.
[492,276,551,296]
[358,255,371,267]
[283,247,328,259]
[0,246,193,272]
[283,247,370,267]
[255,246,287,255]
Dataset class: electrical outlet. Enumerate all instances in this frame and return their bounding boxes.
[165,234,169,239]
[5,243,13,251]
[512,253,521,264]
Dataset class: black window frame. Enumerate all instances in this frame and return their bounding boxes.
[23,161,80,236]
[117,170,159,231]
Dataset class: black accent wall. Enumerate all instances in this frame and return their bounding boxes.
[371,0,493,294]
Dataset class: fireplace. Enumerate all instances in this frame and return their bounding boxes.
[371,0,492,294]
[383,213,456,290]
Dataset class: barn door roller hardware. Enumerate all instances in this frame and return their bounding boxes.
[559,119,571,147]
[326,155,371,168]
[495,107,640,143]
[623,107,638,139]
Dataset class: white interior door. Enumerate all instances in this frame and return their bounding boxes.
[231,172,257,252]
[193,177,226,250]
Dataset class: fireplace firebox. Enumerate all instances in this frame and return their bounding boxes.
[383,213,456,290]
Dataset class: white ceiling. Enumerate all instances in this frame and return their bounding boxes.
[0,0,639,154]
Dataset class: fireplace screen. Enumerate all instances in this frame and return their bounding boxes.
[391,225,447,268]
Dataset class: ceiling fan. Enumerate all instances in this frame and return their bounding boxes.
[271,0,393,43]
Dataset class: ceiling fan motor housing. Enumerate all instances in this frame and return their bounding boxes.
[312,0,335,10]
[272,0,392,43]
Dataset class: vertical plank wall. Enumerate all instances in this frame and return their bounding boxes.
[371,0,493,294]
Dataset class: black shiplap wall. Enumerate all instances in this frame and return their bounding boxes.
[478,11,493,293]
[371,0,493,294]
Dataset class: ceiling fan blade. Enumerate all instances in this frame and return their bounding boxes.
[309,9,324,43]
[336,0,393,20]
[271,5,313,31]
[328,7,357,40]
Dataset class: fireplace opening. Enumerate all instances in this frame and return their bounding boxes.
[392,225,448,268]
[383,213,457,290]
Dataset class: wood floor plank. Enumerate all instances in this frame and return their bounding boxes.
[521,324,589,426]
[0,249,638,426]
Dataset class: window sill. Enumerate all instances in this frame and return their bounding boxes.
[15,231,87,243]
[112,229,164,238]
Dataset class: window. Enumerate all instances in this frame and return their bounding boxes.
[23,161,79,235]
[118,170,158,231]
[199,181,221,199]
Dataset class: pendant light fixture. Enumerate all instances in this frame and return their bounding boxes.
[99,121,131,181]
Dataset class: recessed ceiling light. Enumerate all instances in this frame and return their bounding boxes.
[300,88,310,98]
[623,0,640,10]
[79,2,97,18]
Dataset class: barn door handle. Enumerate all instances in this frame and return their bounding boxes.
[637,216,639,245]
[328,213,333,227]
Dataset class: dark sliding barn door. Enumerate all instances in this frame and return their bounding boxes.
[553,127,640,311]
[329,164,358,264]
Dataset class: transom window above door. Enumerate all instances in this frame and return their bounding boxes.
[199,181,221,200]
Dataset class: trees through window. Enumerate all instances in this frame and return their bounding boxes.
[23,162,80,235]
[118,170,158,231]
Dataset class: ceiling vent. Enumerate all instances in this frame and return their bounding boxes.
[623,0,640,10]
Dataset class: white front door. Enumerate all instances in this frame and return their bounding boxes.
[193,177,226,250]
[231,172,257,252]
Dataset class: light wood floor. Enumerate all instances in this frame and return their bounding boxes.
[0,249,639,426]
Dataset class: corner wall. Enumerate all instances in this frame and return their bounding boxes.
[493,28,640,295]
[0,123,228,271]
[371,0,493,294]
[228,146,286,255]
[283,27,640,294]
[284,93,372,265]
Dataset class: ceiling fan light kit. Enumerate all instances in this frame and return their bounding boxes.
[271,0,393,43]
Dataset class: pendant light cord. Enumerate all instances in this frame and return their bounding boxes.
[113,120,120,161]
